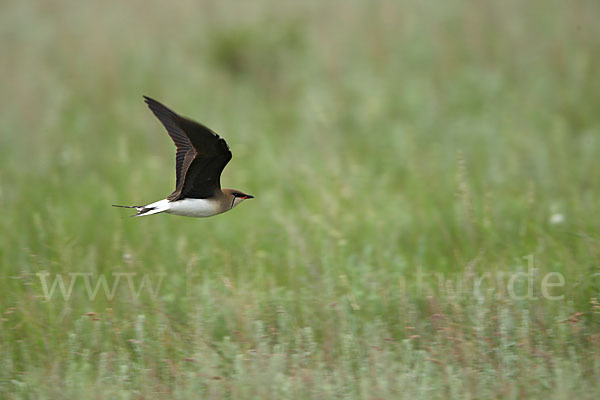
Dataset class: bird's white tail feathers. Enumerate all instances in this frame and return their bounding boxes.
[112,199,171,217]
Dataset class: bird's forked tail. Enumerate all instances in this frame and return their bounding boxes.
[112,199,170,217]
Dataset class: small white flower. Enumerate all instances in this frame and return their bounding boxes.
[549,213,565,224]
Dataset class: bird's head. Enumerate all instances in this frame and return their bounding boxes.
[225,189,254,209]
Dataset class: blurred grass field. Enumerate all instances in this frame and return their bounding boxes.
[1,0,600,398]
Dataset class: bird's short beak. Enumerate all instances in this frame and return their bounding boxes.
[244,195,254,199]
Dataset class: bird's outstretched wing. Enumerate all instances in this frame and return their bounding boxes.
[143,96,232,200]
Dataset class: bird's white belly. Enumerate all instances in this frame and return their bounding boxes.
[166,198,220,218]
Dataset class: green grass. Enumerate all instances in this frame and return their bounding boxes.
[1,0,600,398]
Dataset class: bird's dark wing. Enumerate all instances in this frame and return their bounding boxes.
[143,96,232,201]
[144,96,194,192]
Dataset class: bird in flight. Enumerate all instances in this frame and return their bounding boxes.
[114,96,253,217]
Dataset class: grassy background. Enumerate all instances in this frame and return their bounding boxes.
[1,0,600,398]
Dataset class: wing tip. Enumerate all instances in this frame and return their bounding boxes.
[143,95,177,119]
[143,95,156,106]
